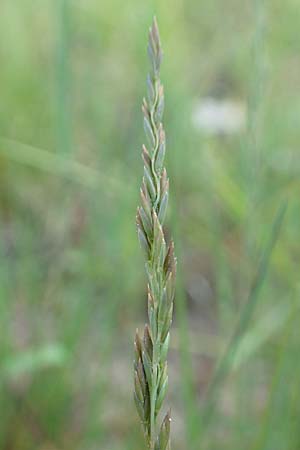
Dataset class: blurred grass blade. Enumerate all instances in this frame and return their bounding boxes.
[56,0,72,154]
[232,300,295,370]
[252,301,300,450]
[1,344,68,382]
[0,137,123,191]
[201,199,288,430]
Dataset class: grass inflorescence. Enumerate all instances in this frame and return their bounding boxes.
[134,17,176,450]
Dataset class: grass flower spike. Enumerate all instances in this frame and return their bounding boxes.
[134,17,176,450]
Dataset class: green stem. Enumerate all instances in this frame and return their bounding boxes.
[150,348,158,449]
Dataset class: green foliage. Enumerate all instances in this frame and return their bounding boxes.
[1,1,300,450]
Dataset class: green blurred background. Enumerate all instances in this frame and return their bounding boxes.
[1,1,300,449]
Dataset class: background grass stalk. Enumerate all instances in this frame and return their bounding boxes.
[200,200,288,434]
[134,18,176,450]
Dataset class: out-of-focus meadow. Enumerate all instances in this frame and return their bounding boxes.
[1,1,300,449]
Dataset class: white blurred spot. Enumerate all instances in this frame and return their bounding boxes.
[192,97,246,135]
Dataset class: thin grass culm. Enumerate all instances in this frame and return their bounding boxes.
[134,17,176,450]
